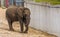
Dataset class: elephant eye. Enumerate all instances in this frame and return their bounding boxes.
[20,8,23,11]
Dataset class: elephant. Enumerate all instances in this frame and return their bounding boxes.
[6,6,31,33]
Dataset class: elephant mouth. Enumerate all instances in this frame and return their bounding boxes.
[23,14,27,17]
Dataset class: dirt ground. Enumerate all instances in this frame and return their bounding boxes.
[0,8,57,37]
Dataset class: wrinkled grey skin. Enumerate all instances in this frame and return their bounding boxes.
[6,6,31,33]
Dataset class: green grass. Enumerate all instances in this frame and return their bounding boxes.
[34,0,46,2]
[50,1,60,5]
[34,0,60,5]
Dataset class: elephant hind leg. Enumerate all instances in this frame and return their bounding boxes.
[8,21,14,31]
[7,17,14,31]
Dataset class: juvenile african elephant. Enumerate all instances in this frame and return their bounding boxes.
[6,6,31,33]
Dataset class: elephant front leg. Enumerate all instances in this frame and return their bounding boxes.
[24,25,28,33]
[20,20,24,33]
[24,17,30,33]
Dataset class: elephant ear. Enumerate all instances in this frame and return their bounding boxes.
[24,8,31,16]
[17,7,24,17]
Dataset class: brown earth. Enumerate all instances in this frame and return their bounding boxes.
[0,8,57,37]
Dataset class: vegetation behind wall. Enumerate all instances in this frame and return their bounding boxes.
[34,0,60,5]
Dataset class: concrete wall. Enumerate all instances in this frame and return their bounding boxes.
[24,1,60,37]
[0,0,1,7]
[1,0,5,7]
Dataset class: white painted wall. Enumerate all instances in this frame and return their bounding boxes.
[24,2,60,37]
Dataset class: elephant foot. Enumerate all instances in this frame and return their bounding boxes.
[20,31,23,33]
[9,29,14,31]
[23,31,28,33]
[19,31,28,33]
